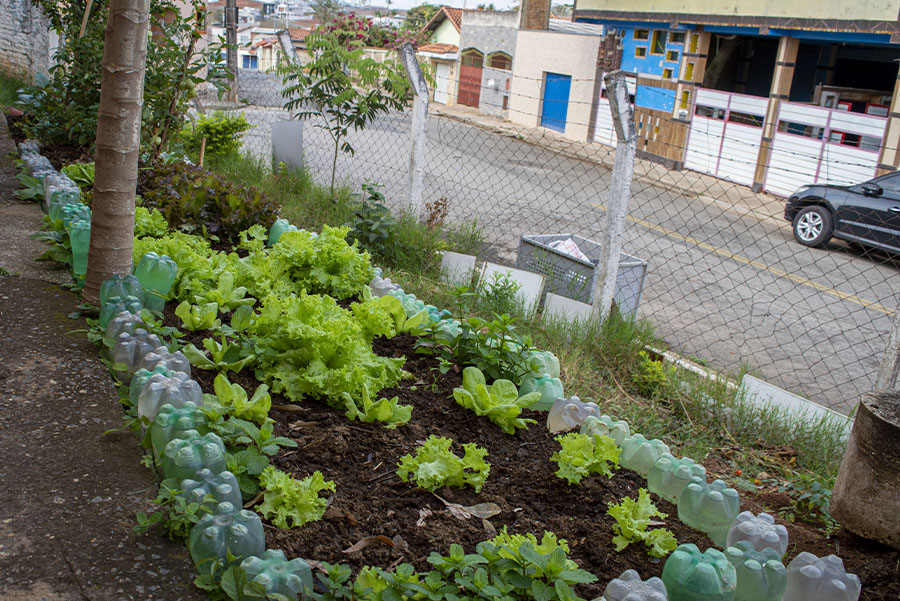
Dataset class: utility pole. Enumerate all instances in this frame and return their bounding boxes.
[591,70,637,322]
[225,0,238,102]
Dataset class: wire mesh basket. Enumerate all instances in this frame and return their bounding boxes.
[516,233,648,319]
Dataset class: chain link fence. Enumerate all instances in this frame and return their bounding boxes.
[205,67,900,415]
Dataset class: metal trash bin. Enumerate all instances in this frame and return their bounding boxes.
[516,233,648,319]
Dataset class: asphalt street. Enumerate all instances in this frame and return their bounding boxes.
[233,103,900,415]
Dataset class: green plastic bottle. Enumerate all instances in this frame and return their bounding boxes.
[619,434,671,478]
[519,373,564,411]
[135,252,177,314]
[648,454,707,504]
[129,365,175,408]
[241,549,314,601]
[267,218,299,247]
[182,469,242,511]
[149,400,209,458]
[678,478,741,548]
[725,541,786,601]
[580,415,630,446]
[100,274,145,308]
[160,430,226,482]
[99,295,144,329]
[663,544,737,601]
[68,219,91,278]
[188,501,265,572]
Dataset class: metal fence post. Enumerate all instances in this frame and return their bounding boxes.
[591,70,637,322]
[398,43,428,220]
[876,297,900,389]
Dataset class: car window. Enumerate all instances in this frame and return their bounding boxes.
[874,172,900,193]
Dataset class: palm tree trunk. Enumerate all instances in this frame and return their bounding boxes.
[82,0,151,304]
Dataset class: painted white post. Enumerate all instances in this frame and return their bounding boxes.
[592,70,637,322]
[876,297,900,389]
[399,43,428,220]
[276,29,302,67]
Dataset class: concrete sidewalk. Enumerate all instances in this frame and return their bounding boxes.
[0,115,204,600]
[430,103,788,224]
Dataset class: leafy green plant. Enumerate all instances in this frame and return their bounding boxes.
[343,386,412,427]
[397,435,490,493]
[346,182,396,256]
[134,206,169,238]
[215,417,296,458]
[181,111,253,158]
[192,271,254,313]
[175,300,222,331]
[182,335,255,373]
[138,161,280,245]
[365,295,430,335]
[478,271,523,317]
[14,170,45,202]
[61,161,95,191]
[278,28,410,194]
[775,474,839,533]
[134,478,212,539]
[607,488,677,558]
[551,432,621,485]
[209,373,272,425]
[225,448,270,498]
[258,467,335,529]
[632,350,672,397]
[452,366,538,434]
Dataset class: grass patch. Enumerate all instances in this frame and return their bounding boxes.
[0,69,27,109]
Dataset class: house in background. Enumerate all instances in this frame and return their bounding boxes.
[417,7,463,105]
[572,0,900,194]
[456,11,519,117]
[506,19,605,140]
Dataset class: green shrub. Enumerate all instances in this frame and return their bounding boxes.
[137,161,280,245]
[181,111,253,158]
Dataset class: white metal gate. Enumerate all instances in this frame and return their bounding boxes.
[592,74,635,146]
[684,89,767,187]
[765,102,887,197]
[434,63,450,105]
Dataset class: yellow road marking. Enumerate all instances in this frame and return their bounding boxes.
[593,203,895,316]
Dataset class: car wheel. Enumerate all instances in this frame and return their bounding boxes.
[793,205,833,248]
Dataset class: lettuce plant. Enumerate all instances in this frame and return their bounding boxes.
[343,386,412,428]
[208,373,271,425]
[175,301,221,331]
[551,432,621,485]
[607,488,678,558]
[452,366,539,434]
[258,467,335,529]
[192,271,255,313]
[182,334,255,374]
[397,435,490,493]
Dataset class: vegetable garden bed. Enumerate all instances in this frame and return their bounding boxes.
[12,119,900,599]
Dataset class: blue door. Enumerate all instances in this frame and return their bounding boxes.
[541,73,571,133]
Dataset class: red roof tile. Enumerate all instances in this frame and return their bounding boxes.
[288,27,312,41]
[417,42,458,54]
[423,6,463,34]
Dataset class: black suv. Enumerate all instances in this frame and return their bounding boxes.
[784,171,900,254]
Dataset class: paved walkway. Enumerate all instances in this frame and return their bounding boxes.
[0,114,204,600]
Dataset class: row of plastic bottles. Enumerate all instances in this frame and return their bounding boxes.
[601,547,859,601]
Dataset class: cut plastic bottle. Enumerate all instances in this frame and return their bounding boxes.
[112,330,163,383]
[783,553,860,601]
[725,541,786,601]
[139,346,191,377]
[129,366,174,408]
[726,511,788,557]
[100,274,145,309]
[519,373,564,411]
[105,311,145,344]
[150,401,210,458]
[678,477,741,548]
[241,549,314,601]
[662,544,737,601]
[620,434,671,477]
[99,295,143,329]
[135,252,177,314]
[68,219,91,278]
[601,569,668,601]
[267,218,298,247]
[188,501,264,572]
[528,350,561,379]
[137,372,203,421]
[580,415,631,446]
[182,469,242,511]
[648,454,707,504]
[547,396,602,433]
[160,430,227,482]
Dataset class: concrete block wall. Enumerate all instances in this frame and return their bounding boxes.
[458,12,518,117]
[0,0,50,79]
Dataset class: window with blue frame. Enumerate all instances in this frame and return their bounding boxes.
[242,55,258,69]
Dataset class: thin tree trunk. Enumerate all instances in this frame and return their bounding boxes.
[83,0,151,304]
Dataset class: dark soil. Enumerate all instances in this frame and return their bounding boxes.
[6,113,90,169]
[171,312,900,599]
